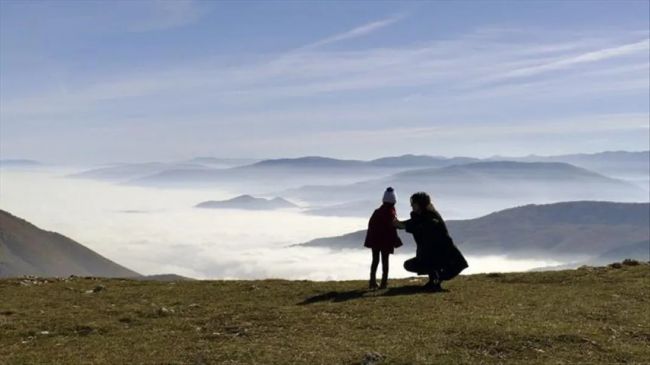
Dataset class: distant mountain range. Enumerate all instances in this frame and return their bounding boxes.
[495,150,650,187]
[503,150,649,175]
[0,210,139,278]
[127,156,401,190]
[69,158,256,182]
[298,201,650,263]
[0,159,42,168]
[368,154,480,168]
[67,151,649,195]
[184,157,258,167]
[107,155,483,187]
[285,161,647,218]
[373,151,649,176]
[251,156,367,169]
[196,195,298,210]
[70,162,205,182]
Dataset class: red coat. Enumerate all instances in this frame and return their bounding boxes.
[364,203,403,254]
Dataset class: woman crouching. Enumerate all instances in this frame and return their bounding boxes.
[394,192,468,291]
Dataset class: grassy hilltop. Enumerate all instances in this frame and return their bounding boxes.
[1,263,649,364]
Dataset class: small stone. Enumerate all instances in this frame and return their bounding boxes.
[157,307,174,316]
[75,325,94,336]
[39,331,50,335]
[223,325,249,337]
[84,285,106,294]
[361,352,384,365]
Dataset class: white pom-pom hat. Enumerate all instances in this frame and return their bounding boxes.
[382,187,396,204]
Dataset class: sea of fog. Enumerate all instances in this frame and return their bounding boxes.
[0,169,562,280]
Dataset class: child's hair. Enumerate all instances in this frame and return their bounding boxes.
[410,192,435,212]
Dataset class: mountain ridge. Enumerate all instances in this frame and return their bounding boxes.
[195,195,298,210]
[297,201,650,261]
[284,161,647,213]
[0,210,140,278]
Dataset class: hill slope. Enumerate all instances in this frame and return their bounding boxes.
[299,201,650,261]
[0,210,139,278]
[1,263,648,364]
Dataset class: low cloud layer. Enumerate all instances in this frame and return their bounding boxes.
[0,170,562,279]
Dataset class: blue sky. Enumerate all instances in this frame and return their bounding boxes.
[1,0,649,163]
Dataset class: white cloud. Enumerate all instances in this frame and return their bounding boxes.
[1,169,565,279]
[298,13,405,50]
[485,38,650,82]
[2,27,648,161]
[4,32,646,119]
[232,113,650,150]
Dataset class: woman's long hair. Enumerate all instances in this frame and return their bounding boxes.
[411,192,445,225]
[410,192,436,213]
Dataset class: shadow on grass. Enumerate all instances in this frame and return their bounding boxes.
[298,285,448,305]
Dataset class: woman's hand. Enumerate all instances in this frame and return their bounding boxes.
[393,218,405,229]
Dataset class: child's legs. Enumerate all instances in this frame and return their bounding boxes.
[380,251,390,277]
[370,249,380,278]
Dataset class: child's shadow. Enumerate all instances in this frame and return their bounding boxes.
[298,285,447,305]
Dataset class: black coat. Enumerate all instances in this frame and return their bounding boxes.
[403,210,468,280]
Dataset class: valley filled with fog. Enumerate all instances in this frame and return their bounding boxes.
[1,151,647,280]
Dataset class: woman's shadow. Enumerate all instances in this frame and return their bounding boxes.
[298,285,448,305]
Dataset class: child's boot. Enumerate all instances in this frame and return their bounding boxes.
[379,273,388,289]
[369,273,378,290]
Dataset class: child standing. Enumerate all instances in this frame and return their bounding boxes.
[364,187,402,289]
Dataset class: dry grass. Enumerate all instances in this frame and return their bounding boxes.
[1,264,649,364]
